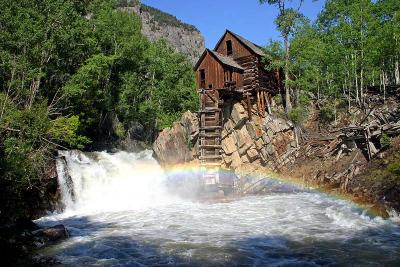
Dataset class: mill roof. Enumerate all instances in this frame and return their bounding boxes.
[194,49,244,71]
[215,30,265,57]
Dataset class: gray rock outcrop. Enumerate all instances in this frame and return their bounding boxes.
[153,111,199,166]
[123,4,205,65]
[220,101,297,171]
[153,101,298,171]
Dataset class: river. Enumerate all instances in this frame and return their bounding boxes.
[36,151,400,266]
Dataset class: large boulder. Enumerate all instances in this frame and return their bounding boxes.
[33,224,69,244]
[153,111,198,166]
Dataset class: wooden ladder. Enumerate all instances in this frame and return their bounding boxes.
[198,88,223,190]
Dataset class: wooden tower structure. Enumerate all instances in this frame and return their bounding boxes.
[194,30,282,191]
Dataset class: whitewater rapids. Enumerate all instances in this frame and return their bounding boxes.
[36,151,400,266]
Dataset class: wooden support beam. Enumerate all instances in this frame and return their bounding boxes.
[199,125,222,130]
[257,90,261,116]
[199,145,222,148]
[199,155,223,160]
[246,93,252,120]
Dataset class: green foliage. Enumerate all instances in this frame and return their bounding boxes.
[320,105,336,123]
[370,149,400,188]
[273,94,283,106]
[141,4,198,32]
[287,0,400,106]
[263,40,285,71]
[288,107,307,124]
[0,0,197,223]
[299,92,311,106]
[49,116,90,149]
[1,103,87,184]
[114,121,126,139]
[380,133,392,149]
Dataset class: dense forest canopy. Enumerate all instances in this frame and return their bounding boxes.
[0,0,197,223]
[263,0,399,122]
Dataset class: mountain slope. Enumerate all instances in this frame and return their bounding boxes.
[123,2,205,65]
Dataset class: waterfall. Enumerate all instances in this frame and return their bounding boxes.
[55,150,175,213]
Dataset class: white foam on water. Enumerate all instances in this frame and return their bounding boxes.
[55,150,177,215]
[37,151,400,266]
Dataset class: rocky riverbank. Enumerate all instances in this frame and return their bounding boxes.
[153,94,400,215]
[153,100,298,170]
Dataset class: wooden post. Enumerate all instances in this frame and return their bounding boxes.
[257,90,261,116]
[261,91,265,117]
[265,92,272,115]
[246,93,252,120]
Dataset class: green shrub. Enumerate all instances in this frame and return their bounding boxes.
[299,93,311,106]
[320,105,335,123]
[380,133,392,149]
[288,107,307,124]
[114,121,126,139]
[273,94,283,106]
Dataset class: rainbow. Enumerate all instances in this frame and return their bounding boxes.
[159,162,393,219]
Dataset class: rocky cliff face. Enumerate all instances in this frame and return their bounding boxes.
[153,111,199,166]
[123,4,205,65]
[153,101,298,171]
[220,101,298,171]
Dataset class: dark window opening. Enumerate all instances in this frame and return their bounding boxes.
[208,84,213,89]
[200,69,206,88]
[224,70,233,82]
[226,40,233,56]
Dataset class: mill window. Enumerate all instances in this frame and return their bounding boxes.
[226,40,233,56]
[200,69,206,88]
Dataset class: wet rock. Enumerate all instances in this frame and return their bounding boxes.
[34,225,69,244]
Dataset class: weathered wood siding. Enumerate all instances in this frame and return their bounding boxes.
[215,32,252,59]
[196,51,225,89]
[195,51,243,90]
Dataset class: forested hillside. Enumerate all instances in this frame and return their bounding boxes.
[263,0,399,121]
[0,0,197,224]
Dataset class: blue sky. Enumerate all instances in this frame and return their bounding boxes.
[141,0,326,48]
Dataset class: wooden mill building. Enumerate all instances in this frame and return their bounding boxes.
[194,30,282,190]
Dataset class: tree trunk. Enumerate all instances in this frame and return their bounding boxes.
[284,33,292,115]
[395,36,399,85]
[294,88,300,107]
[360,49,364,108]
[383,70,387,104]
[345,77,350,112]
[353,53,359,105]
